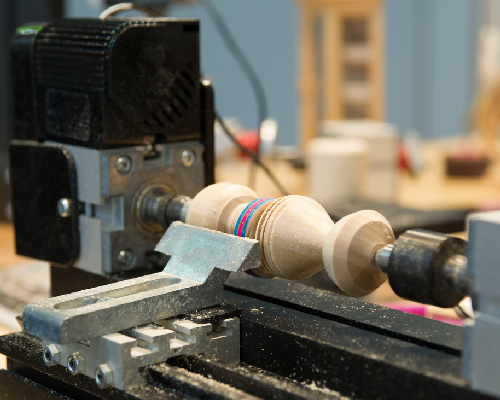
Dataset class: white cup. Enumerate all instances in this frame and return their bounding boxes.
[321,120,399,201]
[308,137,368,207]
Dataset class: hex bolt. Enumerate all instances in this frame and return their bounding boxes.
[181,150,196,168]
[115,156,133,175]
[95,364,114,389]
[67,352,85,375]
[117,249,135,268]
[57,198,72,218]
[43,344,60,366]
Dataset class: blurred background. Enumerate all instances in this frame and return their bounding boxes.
[2,0,500,339]
[0,0,499,211]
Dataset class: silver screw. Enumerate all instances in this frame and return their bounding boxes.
[117,249,135,268]
[57,198,72,217]
[115,156,133,175]
[67,352,85,375]
[43,344,60,366]
[181,150,196,168]
[95,364,114,389]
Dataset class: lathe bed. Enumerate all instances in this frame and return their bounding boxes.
[0,273,490,400]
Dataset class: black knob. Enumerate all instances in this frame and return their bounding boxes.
[387,229,468,308]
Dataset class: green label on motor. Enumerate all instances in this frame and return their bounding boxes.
[15,25,43,35]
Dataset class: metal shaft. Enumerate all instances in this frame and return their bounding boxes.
[374,244,393,274]
[142,193,192,229]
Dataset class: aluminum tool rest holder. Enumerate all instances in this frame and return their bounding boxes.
[21,222,261,390]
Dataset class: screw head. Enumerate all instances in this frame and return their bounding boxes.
[117,249,135,268]
[181,150,196,168]
[115,156,133,175]
[67,352,85,375]
[95,364,114,389]
[57,198,72,217]
[43,344,60,366]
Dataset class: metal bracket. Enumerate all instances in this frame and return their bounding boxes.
[22,222,261,344]
[42,316,240,391]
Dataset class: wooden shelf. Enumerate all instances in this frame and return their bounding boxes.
[296,0,385,150]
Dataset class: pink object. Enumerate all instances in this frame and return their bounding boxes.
[382,302,463,326]
[384,303,426,316]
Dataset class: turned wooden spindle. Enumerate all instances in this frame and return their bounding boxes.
[185,182,395,296]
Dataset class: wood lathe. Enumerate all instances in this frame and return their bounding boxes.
[3,9,493,400]
[144,182,470,308]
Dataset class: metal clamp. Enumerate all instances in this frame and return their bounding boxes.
[22,222,261,344]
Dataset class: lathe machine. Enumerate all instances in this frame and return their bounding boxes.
[2,9,500,400]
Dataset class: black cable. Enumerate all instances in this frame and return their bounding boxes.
[215,111,290,196]
[198,1,288,195]
[202,0,268,189]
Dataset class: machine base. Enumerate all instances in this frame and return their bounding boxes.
[1,274,496,400]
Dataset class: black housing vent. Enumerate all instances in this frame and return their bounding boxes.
[143,62,198,130]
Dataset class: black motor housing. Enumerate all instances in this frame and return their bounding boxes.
[11,18,201,149]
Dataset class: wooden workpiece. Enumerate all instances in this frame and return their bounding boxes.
[186,182,395,296]
[323,210,395,297]
[254,195,333,280]
[186,182,258,234]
